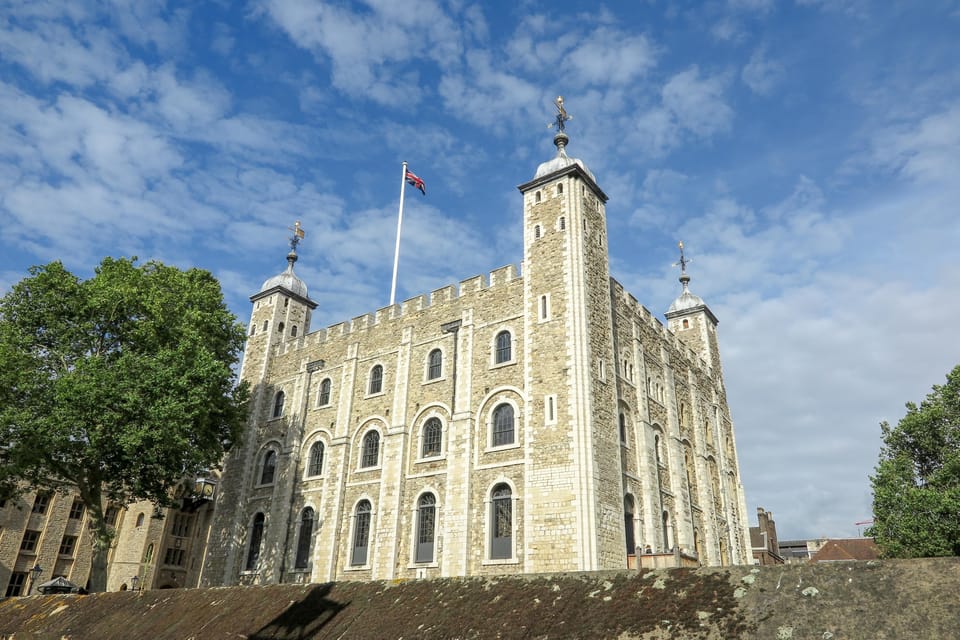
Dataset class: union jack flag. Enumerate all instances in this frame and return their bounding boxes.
[405,169,426,195]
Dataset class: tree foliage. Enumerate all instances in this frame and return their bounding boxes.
[0,258,248,591]
[868,364,960,558]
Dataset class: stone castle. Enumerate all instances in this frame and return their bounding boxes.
[199,127,751,586]
[0,125,751,596]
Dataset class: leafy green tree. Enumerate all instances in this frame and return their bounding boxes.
[0,258,248,592]
[868,365,960,557]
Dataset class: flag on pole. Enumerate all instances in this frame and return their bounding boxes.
[405,169,426,195]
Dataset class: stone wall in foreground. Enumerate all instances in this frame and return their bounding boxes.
[1,558,957,639]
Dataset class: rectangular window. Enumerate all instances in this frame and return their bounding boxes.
[5,572,27,597]
[163,547,186,567]
[59,535,77,556]
[538,294,550,321]
[20,529,41,552]
[32,493,50,514]
[351,512,371,566]
[171,513,192,538]
[68,498,85,520]
[104,505,119,526]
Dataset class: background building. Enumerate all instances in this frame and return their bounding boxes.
[201,129,752,586]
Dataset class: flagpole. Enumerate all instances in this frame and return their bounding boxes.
[390,161,408,306]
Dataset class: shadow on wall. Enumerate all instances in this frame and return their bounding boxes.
[249,584,348,640]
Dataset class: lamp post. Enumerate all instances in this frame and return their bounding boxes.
[131,575,140,592]
[27,563,42,595]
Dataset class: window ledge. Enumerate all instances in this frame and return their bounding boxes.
[482,558,519,566]
[485,443,520,453]
[364,391,386,399]
[407,562,439,569]
[490,360,517,370]
[344,565,371,572]
[422,376,446,385]
[356,465,383,473]
[415,454,446,464]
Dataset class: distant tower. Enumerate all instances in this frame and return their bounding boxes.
[665,242,720,369]
[202,223,317,585]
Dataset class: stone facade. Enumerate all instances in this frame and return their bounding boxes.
[200,134,751,586]
[0,486,215,595]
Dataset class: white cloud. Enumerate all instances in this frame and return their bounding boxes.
[663,66,734,137]
[742,46,784,95]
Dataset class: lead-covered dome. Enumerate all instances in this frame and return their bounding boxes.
[668,273,704,313]
[259,251,308,298]
[533,132,596,182]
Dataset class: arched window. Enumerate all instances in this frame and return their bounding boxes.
[291,325,298,337]
[624,495,636,556]
[490,484,512,560]
[294,507,314,569]
[249,324,256,337]
[494,330,511,364]
[317,378,331,406]
[351,500,372,566]
[260,450,277,485]
[421,418,442,458]
[415,493,437,563]
[492,403,515,447]
[245,513,265,571]
[307,442,324,477]
[361,431,380,468]
[136,512,145,527]
[427,349,442,380]
[619,414,627,443]
[369,365,383,394]
[654,434,662,464]
[534,224,541,239]
[277,321,285,333]
[272,391,285,418]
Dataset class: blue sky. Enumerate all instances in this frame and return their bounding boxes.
[1,0,958,541]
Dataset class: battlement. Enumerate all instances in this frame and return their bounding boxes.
[610,278,710,375]
[270,264,523,352]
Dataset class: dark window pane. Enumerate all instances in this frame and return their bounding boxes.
[308,442,324,476]
[428,349,442,380]
[361,432,380,468]
[351,501,372,566]
[273,391,285,418]
[260,450,277,485]
[318,379,331,405]
[295,508,314,569]
[246,513,265,571]
[492,404,514,447]
[495,331,511,364]
[369,365,383,394]
[421,419,442,457]
[416,494,436,563]
[490,484,512,559]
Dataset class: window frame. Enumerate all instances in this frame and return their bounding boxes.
[486,482,516,562]
[490,402,516,449]
[368,364,384,395]
[294,507,315,570]
[420,417,443,459]
[245,512,265,572]
[493,330,513,365]
[426,348,443,381]
[359,430,381,469]
[350,499,373,568]
[307,441,325,477]
[272,390,285,418]
[259,449,278,486]
[414,493,437,564]
[317,378,332,407]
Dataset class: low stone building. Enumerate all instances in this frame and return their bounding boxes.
[201,127,752,586]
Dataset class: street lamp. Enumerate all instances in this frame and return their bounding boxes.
[27,563,42,595]
[131,575,140,592]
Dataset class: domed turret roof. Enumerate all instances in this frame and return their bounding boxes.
[533,132,596,182]
[668,276,705,313]
[259,251,308,299]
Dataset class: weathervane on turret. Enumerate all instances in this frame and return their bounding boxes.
[288,220,306,253]
[547,96,572,133]
[673,241,691,275]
